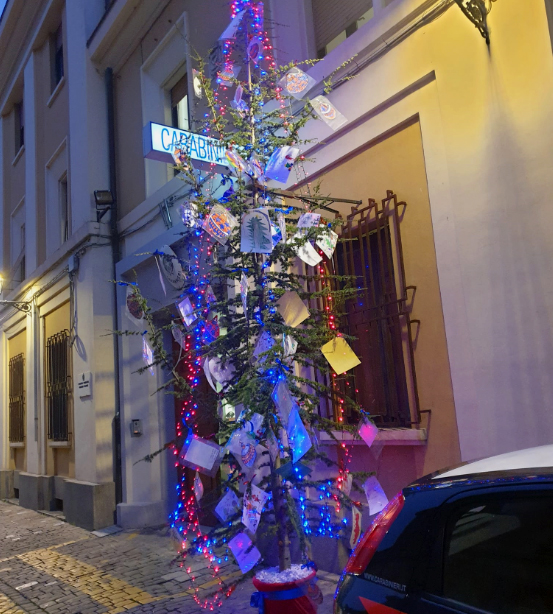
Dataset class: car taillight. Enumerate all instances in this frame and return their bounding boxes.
[344,492,405,575]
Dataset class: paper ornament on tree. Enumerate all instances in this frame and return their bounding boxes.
[279,66,316,99]
[253,330,275,364]
[142,338,155,376]
[231,85,249,117]
[272,379,297,425]
[350,506,362,549]
[214,490,241,523]
[172,141,190,168]
[156,245,185,289]
[276,291,310,328]
[217,62,241,86]
[321,336,361,374]
[271,223,282,248]
[225,149,249,174]
[242,484,269,534]
[177,296,197,328]
[277,211,287,243]
[363,476,389,516]
[283,333,298,361]
[205,285,217,305]
[241,208,273,254]
[219,9,246,40]
[298,212,321,228]
[125,285,144,327]
[358,418,378,448]
[310,95,348,131]
[194,471,204,503]
[289,233,323,266]
[342,473,353,497]
[240,272,248,318]
[192,69,203,98]
[264,146,300,183]
[172,323,187,351]
[228,532,261,574]
[247,37,264,63]
[316,229,338,259]
[179,434,222,477]
[287,407,312,463]
[204,356,235,392]
[179,201,198,228]
[203,356,219,392]
[203,204,238,244]
[248,154,264,180]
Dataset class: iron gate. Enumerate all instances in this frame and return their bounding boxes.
[9,353,25,443]
[46,330,71,441]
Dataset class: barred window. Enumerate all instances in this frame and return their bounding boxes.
[46,330,71,441]
[9,354,25,443]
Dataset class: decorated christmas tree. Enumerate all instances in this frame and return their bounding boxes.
[123,1,386,610]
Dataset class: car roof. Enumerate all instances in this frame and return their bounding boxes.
[432,444,553,480]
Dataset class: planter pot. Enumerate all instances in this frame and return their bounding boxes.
[251,568,323,614]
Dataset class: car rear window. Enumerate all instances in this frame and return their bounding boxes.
[442,495,553,613]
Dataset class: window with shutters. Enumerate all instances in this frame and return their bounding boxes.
[46,330,71,442]
[9,354,25,443]
[312,0,375,57]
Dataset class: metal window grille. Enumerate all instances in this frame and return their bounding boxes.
[46,330,71,441]
[9,354,25,443]
[322,191,420,427]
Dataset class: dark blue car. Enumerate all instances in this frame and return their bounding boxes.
[334,445,553,614]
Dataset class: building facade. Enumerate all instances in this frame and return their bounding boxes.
[1,0,553,554]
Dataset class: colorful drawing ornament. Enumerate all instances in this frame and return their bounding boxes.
[203,204,238,244]
[241,440,257,468]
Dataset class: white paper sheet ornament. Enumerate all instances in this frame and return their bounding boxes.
[289,233,323,267]
[179,201,198,228]
[342,473,353,497]
[231,85,249,118]
[214,490,241,523]
[203,204,239,245]
[156,245,185,289]
[125,285,144,327]
[310,95,348,131]
[172,323,187,351]
[194,471,204,502]
[240,272,248,318]
[193,69,203,98]
[142,338,155,376]
[298,213,321,228]
[242,484,270,534]
[287,407,312,463]
[264,146,300,183]
[277,211,287,243]
[321,336,361,374]
[208,356,236,387]
[283,333,298,361]
[279,66,316,100]
[219,9,246,40]
[177,296,197,328]
[203,356,219,392]
[241,208,273,254]
[179,434,222,477]
[276,291,310,328]
[358,418,378,448]
[228,532,261,574]
[253,330,275,364]
[316,229,338,259]
[363,476,389,516]
[350,506,363,549]
[272,379,297,425]
[248,154,264,180]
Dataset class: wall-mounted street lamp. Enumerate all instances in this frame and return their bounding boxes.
[0,275,32,313]
[94,189,115,222]
[453,0,496,45]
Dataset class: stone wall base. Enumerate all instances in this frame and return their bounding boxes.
[0,470,14,498]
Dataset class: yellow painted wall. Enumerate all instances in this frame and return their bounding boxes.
[43,301,75,478]
[8,329,26,471]
[309,120,460,475]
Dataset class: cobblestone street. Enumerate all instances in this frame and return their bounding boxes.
[0,502,338,614]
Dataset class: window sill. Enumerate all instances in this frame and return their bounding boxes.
[9,441,25,448]
[48,440,71,448]
[47,76,65,108]
[319,427,427,446]
[12,145,24,166]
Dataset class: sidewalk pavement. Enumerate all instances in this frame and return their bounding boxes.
[0,501,338,614]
